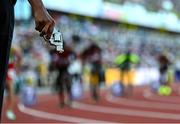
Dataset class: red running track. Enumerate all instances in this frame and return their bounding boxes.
[2,84,180,123]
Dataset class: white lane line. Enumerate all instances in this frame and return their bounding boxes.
[18,103,110,123]
[72,101,180,120]
[105,94,180,110]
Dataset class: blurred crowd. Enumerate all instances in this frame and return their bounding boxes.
[4,14,178,105]
[3,13,180,120]
[10,14,180,88]
[58,15,180,68]
[104,0,180,14]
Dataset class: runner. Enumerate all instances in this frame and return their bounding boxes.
[50,45,75,108]
[157,54,173,96]
[82,43,102,102]
[5,45,22,120]
[114,49,139,96]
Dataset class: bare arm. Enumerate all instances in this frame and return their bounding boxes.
[28,0,55,39]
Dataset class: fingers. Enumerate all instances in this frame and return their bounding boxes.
[35,21,45,32]
[40,22,50,37]
[46,21,55,39]
[39,20,55,40]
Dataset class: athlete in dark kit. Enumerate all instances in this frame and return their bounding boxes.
[0,0,55,120]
